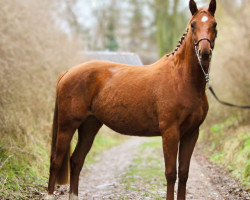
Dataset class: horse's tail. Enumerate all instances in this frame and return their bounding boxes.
[51,71,71,185]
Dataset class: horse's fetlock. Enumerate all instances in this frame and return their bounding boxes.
[69,193,78,200]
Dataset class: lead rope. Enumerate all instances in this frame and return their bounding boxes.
[207,86,250,109]
[193,33,250,109]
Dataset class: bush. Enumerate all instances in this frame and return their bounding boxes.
[0,0,81,197]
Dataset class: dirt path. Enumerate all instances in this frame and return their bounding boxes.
[55,137,249,200]
[186,153,222,199]
[57,137,147,200]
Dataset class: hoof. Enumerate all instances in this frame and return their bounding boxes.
[69,193,78,200]
[44,194,56,200]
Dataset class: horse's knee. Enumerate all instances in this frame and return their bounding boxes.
[178,171,189,185]
[165,171,177,184]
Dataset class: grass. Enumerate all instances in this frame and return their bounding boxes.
[120,118,250,200]
[0,126,126,199]
[0,142,48,200]
[121,137,166,200]
[200,116,250,188]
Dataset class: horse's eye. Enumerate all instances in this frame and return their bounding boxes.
[191,22,196,29]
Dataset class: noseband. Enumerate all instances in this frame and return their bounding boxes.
[194,38,215,50]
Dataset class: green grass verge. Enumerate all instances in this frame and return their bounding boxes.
[0,141,48,200]
[0,126,126,199]
[200,116,250,188]
[121,137,166,200]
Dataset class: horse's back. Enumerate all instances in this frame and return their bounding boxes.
[84,61,161,135]
[55,61,160,135]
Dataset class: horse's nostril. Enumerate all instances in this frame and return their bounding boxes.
[200,49,211,61]
[202,53,210,60]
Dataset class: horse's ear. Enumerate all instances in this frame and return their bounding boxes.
[208,0,216,16]
[189,0,198,16]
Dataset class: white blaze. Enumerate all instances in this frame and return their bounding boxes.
[201,16,208,22]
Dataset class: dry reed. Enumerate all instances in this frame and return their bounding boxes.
[0,0,81,183]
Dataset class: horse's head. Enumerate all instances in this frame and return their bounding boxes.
[189,0,217,64]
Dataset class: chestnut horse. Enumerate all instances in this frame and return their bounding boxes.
[46,0,217,199]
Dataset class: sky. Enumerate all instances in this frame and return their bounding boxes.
[72,0,212,28]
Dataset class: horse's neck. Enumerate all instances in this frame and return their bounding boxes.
[173,32,208,93]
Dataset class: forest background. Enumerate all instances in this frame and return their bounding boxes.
[0,0,249,198]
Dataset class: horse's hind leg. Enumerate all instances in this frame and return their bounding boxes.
[69,116,103,199]
[177,129,199,200]
[47,98,87,199]
[47,125,76,198]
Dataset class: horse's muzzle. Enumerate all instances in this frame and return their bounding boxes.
[198,49,212,62]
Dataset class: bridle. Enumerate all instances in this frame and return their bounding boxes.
[191,28,250,109]
[191,30,215,85]
[194,38,215,50]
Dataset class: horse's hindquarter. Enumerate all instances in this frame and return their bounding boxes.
[91,64,161,136]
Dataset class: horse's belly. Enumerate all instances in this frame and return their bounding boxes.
[91,69,160,136]
[105,124,161,137]
[92,99,159,136]
[95,111,160,136]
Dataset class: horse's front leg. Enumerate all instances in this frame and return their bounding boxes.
[177,128,199,200]
[162,126,180,200]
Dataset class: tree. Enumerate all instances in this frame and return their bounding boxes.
[128,0,146,52]
[154,0,188,56]
[105,19,119,51]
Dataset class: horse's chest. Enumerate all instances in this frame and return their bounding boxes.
[156,91,208,134]
[180,101,208,134]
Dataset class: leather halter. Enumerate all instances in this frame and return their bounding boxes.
[194,38,215,50]
[191,29,250,109]
[191,31,213,84]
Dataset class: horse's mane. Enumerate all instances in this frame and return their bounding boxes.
[166,28,189,57]
[166,10,207,57]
